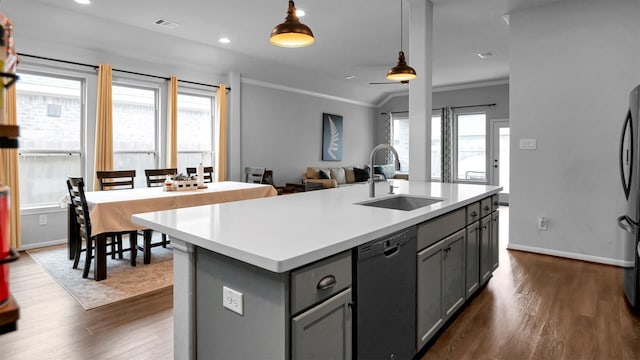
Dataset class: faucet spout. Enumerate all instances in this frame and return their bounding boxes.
[369,144,400,197]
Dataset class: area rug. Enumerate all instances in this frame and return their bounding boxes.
[27,243,173,310]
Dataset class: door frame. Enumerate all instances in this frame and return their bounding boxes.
[489,119,509,204]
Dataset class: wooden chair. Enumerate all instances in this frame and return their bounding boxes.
[96,170,136,191]
[244,167,266,184]
[67,177,137,279]
[142,168,177,263]
[144,168,177,187]
[186,166,214,183]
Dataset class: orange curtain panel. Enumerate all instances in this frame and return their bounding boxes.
[0,86,21,248]
[166,76,178,168]
[93,64,114,190]
[215,84,227,181]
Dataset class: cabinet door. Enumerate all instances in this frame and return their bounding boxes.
[443,229,466,319]
[416,240,444,349]
[479,216,492,285]
[292,288,352,360]
[465,222,480,298]
[491,212,500,271]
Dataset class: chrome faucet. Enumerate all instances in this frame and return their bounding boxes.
[369,144,401,197]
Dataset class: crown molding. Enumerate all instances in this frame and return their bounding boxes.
[241,77,377,108]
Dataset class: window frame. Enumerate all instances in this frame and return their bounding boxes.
[389,112,410,173]
[176,87,216,172]
[16,68,88,210]
[453,111,489,184]
[111,79,162,176]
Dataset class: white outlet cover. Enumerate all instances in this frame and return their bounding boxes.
[519,138,537,150]
[223,286,244,316]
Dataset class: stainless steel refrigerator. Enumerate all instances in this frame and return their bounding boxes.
[618,84,640,313]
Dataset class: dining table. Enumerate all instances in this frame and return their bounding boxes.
[65,181,278,281]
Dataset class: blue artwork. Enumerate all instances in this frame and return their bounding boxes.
[322,113,343,161]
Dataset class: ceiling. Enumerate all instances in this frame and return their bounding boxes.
[5,0,562,104]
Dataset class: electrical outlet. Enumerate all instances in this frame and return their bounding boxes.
[223,286,244,316]
[537,216,548,231]
[39,214,47,226]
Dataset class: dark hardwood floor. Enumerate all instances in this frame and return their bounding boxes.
[1,207,639,359]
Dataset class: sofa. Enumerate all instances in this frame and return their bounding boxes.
[303,165,406,189]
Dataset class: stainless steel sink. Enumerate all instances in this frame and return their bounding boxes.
[357,195,443,211]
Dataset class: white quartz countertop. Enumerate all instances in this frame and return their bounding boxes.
[133,180,501,273]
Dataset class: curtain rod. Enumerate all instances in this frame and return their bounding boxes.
[380,103,496,115]
[18,53,231,92]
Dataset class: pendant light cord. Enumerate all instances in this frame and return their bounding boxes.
[399,0,403,52]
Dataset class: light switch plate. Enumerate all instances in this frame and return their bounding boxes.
[223,286,244,316]
[519,138,537,150]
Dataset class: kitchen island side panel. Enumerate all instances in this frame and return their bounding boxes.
[195,247,290,359]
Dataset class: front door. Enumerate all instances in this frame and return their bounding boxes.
[491,120,509,204]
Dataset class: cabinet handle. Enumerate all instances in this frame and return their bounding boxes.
[470,211,477,217]
[317,275,337,290]
[483,205,491,211]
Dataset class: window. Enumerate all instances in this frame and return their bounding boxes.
[17,72,84,207]
[177,92,214,171]
[431,115,441,180]
[390,114,409,172]
[112,84,158,188]
[456,113,486,182]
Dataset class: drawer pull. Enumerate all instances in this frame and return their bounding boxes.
[317,275,337,290]
[470,211,478,217]
[483,205,491,211]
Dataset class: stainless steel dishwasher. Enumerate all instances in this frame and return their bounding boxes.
[355,227,416,360]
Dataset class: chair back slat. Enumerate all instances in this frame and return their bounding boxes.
[145,168,178,187]
[244,167,266,184]
[96,170,136,191]
[67,177,92,241]
[186,166,214,183]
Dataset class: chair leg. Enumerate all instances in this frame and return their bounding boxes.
[73,238,82,269]
[117,234,123,259]
[83,237,93,279]
[143,230,152,265]
[162,233,168,248]
[129,231,137,267]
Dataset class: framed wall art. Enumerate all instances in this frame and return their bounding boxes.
[322,113,343,161]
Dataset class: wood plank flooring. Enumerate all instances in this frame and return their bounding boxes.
[1,207,639,359]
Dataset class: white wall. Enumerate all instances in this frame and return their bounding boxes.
[241,82,376,184]
[509,0,640,264]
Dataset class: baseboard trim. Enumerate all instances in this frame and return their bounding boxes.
[19,239,67,251]
[506,243,631,267]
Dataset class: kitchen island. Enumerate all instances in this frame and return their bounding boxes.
[133,180,501,359]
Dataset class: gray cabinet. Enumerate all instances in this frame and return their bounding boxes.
[416,238,444,349]
[491,211,500,271]
[465,222,480,298]
[479,215,492,285]
[292,288,352,360]
[290,251,352,360]
[442,229,466,318]
[416,228,466,349]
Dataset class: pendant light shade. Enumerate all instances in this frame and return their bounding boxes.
[386,0,416,81]
[386,51,416,81]
[270,1,314,48]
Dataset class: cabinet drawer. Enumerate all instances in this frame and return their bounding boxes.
[417,207,465,251]
[466,202,480,225]
[480,197,492,217]
[291,251,352,314]
[492,194,499,212]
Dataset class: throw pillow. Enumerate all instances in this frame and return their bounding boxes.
[330,167,346,184]
[318,169,331,179]
[353,167,369,182]
[344,167,355,183]
[306,167,319,179]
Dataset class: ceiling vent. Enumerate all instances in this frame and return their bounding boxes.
[153,19,179,30]
[477,51,495,59]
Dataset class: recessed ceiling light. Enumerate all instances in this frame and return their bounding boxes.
[74,0,91,4]
[477,51,495,59]
[296,9,306,17]
[219,37,231,44]
[345,75,358,80]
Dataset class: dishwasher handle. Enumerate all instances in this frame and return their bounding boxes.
[618,215,635,233]
[384,244,399,257]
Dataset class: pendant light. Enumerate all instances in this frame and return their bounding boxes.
[270,1,314,48]
[386,0,417,81]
